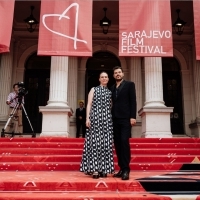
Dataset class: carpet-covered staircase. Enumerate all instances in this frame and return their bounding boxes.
[0,137,199,200]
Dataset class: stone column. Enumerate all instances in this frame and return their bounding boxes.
[68,57,78,137]
[138,57,173,138]
[189,60,200,137]
[193,61,200,117]
[129,57,142,137]
[0,43,13,123]
[129,57,142,121]
[0,43,13,133]
[144,57,165,107]
[39,56,72,137]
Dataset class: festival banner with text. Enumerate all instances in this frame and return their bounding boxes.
[119,0,173,57]
[38,0,92,56]
[193,0,200,60]
[0,0,15,53]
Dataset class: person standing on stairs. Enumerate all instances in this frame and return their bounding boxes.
[4,83,24,136]
[111,66,137,180]
[80,72,115,179]
[75,101,86,138]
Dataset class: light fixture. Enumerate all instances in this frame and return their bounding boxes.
[24,6,39,33]
[172,9,186,36]
[99,7,111,34]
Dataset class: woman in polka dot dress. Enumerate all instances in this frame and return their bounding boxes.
[80,72,115,179]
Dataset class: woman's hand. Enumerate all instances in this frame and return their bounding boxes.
[86,119,91,128]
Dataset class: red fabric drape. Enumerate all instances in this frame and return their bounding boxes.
[193,0,200,60]
[38,0,92,56]
[0,0,15,53]
[119,0,173,57]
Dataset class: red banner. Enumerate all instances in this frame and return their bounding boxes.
[0,0,15,53]
[119,0,173,57]
[193,0,200,60]
[38,0,92,56]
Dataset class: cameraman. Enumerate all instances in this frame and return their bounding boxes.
[5,83,24,135]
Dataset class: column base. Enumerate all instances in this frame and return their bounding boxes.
[138,107,173,138]
[39,106,73,137]
[189,118,200,137]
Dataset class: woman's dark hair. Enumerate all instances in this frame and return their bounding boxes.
[99,71,108,77]
[113,66,123,72]
[13,83,18,88]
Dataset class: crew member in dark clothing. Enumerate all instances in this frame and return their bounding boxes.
[76,101,86,138]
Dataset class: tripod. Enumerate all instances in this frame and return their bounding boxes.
[1,97,36,138]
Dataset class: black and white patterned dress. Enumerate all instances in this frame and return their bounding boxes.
[80,85,115,174]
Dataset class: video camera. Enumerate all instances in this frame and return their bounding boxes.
[17,82,27,97]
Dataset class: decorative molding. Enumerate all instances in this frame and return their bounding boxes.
[173,48,188,70]
[18,45,37,69]
[100,42,108,51]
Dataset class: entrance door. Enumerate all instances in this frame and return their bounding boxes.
[162,58,184,134]
[23,53,51,133]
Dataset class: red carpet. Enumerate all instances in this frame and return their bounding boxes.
[0,137,199,199]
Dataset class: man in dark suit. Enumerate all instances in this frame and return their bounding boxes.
[76,101,86,138]
[111,66,137,180]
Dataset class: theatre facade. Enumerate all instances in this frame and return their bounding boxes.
[0,0,200,138]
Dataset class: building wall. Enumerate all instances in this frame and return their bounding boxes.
[0,40,197,137]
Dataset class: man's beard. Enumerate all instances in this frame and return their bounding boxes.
[116,77,123,82]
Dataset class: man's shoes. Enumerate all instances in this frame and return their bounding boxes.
[113,170,123,178]
[121,171,129,180]
[99,172,107,178]
[85,172,92,175]
[92,172,99,179]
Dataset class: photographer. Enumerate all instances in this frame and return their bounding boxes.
[4,83,24,136]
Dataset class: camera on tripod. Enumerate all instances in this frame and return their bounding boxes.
[17,82,27,97]
[1,81,35,138]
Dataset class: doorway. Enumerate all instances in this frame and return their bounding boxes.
[23,52,51,133]
[86,51,121,99]
[162,57,184,134]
